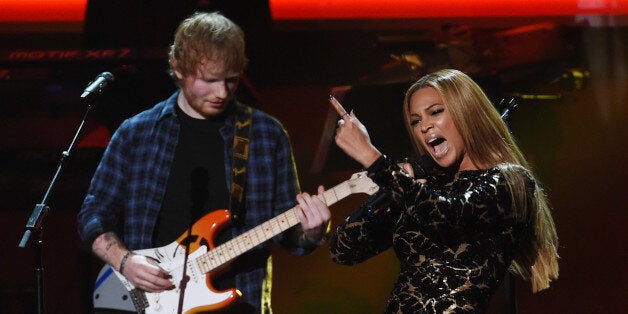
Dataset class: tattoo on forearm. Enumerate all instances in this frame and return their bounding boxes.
[105,240,118,251]
[105,240,117,251]
[93,232,122,263]
[103,232,118,251]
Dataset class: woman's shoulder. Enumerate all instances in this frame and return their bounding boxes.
[456,163,533,184]
[496,162,528,172]
[495,163,536,191]
[496,163,533,178]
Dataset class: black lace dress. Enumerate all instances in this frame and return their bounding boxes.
[330,156,535,313]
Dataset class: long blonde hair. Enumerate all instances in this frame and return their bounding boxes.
[403,69,559,292]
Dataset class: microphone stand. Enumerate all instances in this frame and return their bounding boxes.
[18,96,99,314]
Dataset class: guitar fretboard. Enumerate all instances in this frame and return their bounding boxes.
[194,177,367,274]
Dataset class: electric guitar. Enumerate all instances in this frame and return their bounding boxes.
[92,171,378,313]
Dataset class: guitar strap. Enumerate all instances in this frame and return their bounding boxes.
[229,105,253,227]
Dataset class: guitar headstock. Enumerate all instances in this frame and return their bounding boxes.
[348,171,379,195]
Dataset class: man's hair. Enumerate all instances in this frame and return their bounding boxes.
[168,12,247,79]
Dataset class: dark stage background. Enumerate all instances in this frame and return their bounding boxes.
[1,1,626,313]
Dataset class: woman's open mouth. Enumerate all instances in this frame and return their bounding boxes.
[427,137,448,158]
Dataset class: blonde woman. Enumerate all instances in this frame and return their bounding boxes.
[330,69,559,313]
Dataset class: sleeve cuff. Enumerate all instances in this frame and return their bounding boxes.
[366,154,387,173]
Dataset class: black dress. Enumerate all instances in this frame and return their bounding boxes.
[330,156,535,313]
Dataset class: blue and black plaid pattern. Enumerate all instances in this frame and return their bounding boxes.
[78,91,303,311]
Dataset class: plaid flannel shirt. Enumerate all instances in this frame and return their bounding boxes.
[78,91,306,311]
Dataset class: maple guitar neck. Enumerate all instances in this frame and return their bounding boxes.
[193,175,370,274]
[91,171,378,313]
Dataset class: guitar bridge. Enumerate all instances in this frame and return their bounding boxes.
[129,288,149,313]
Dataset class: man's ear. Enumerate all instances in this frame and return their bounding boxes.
[172,60,183,80]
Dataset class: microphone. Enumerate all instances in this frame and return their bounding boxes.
[342,155,435,224]
[410,155,436,179]
[81,72,114,100]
